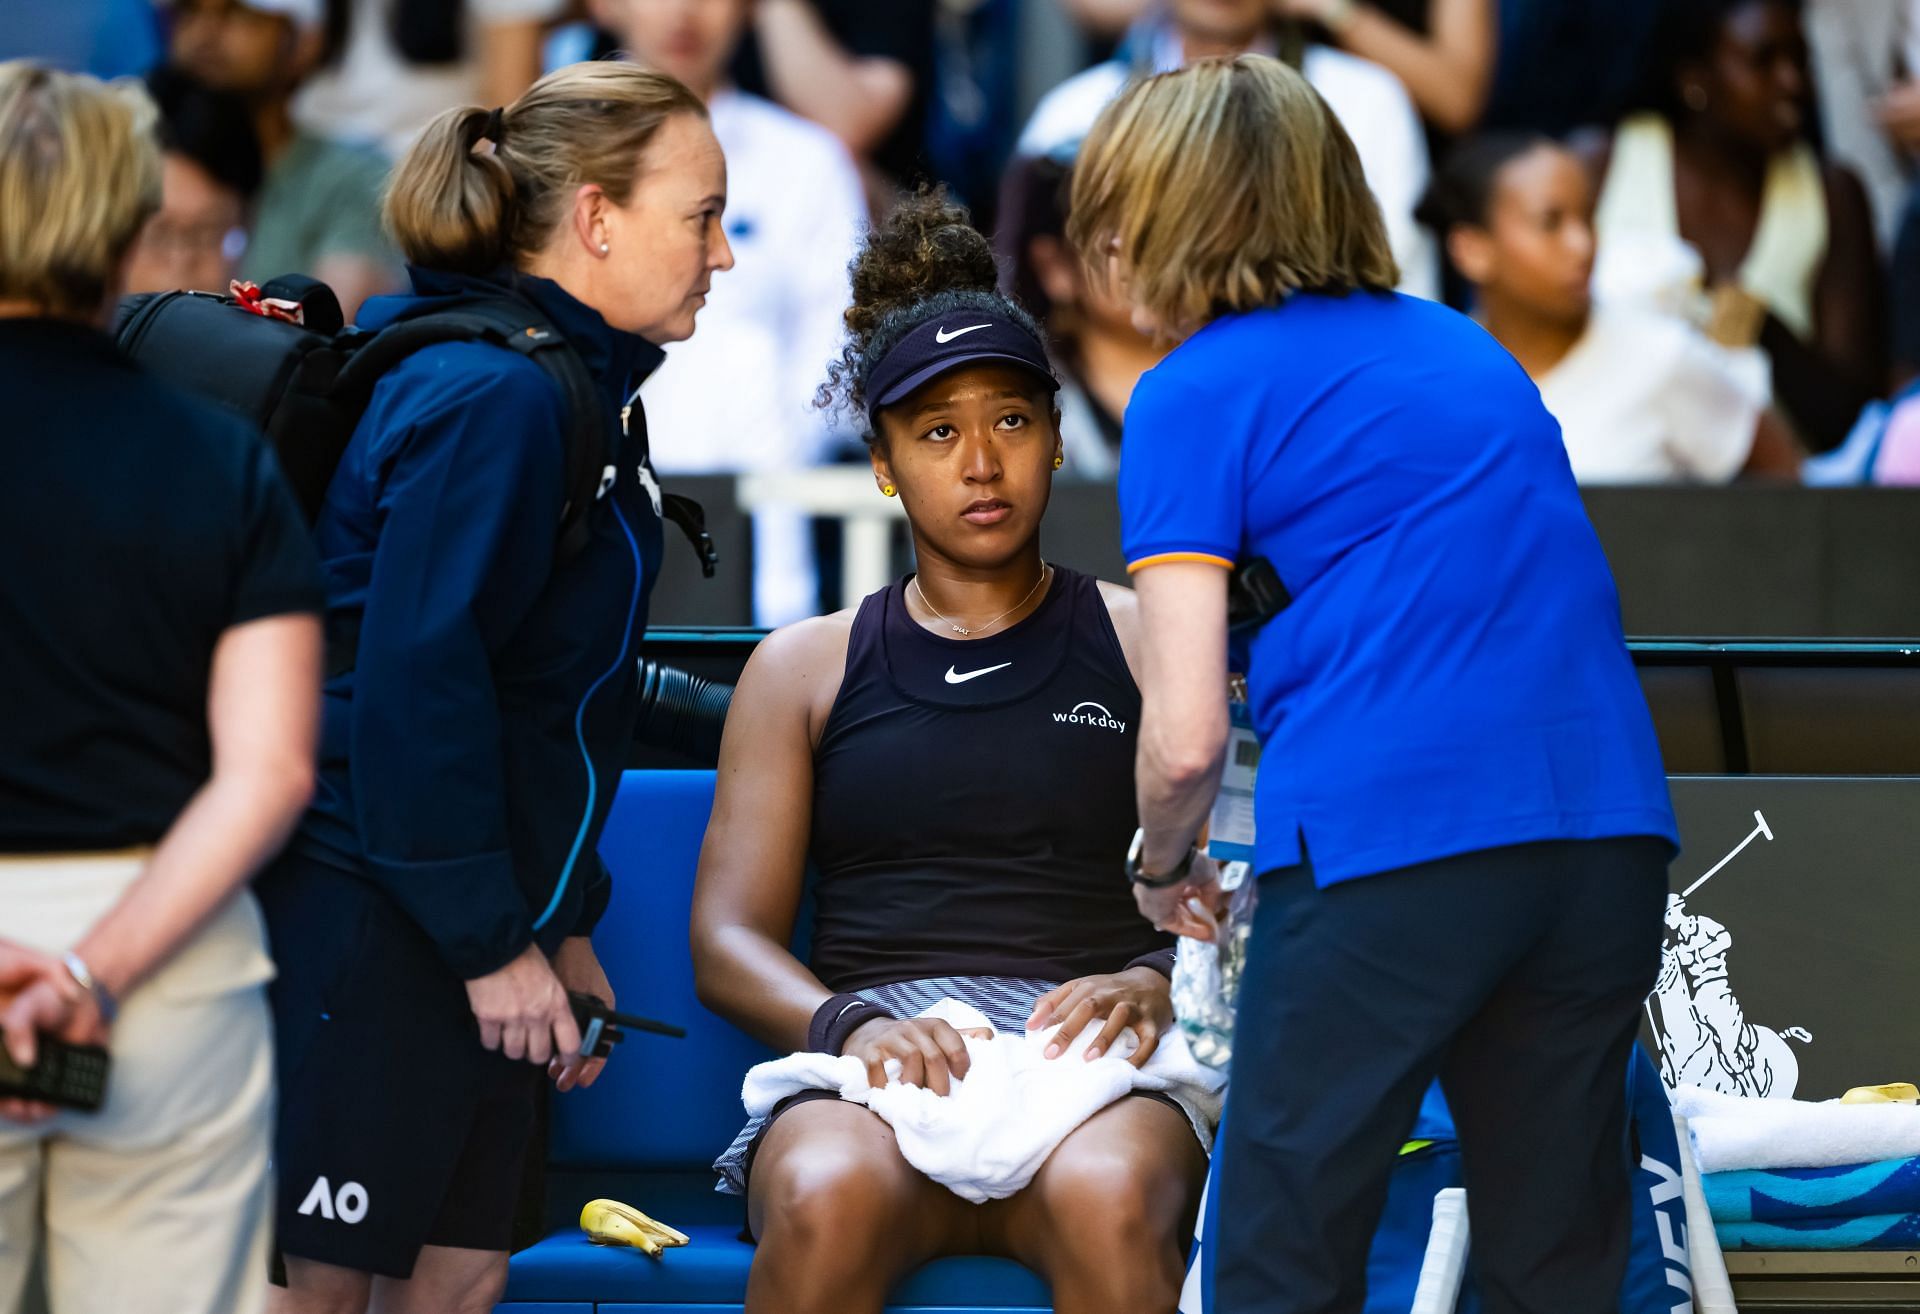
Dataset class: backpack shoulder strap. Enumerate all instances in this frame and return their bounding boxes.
[619,385,717,578]
[332,296,608,566]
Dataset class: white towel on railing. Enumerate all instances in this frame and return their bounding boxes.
[743,997,1225,1203]
[1674,1085,1920,1174]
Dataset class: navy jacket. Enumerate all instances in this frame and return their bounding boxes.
[290,268,665,978]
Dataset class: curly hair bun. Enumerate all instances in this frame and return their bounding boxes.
[821,186,1050,432]
[845,188,999,343]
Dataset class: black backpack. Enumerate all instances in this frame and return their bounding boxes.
[112,275,717,576]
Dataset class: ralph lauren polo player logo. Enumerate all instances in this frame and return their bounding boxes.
[1053,701,1127,733]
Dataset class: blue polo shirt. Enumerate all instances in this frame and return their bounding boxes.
[1120,292,1677,883]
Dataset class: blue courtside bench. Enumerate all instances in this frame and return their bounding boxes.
[496,770,1476,1313]
[497,769,1053,1314]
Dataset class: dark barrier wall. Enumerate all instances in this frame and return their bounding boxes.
[1581,488,1920,638]
[1041,484,1920,640]
[647,481,1920,639]
[632,632,1920,778]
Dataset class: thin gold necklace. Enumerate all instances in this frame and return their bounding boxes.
[911,563,1050,637]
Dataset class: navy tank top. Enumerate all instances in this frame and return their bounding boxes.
[807,565,1171,992]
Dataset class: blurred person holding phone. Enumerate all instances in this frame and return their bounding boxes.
[0,62,324,1314]
[259,63,732,1314]
[1074,57,1677,1311]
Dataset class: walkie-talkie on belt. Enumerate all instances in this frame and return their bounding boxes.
[569,992,686,1060]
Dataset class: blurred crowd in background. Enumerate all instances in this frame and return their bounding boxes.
[5,0,1920,622]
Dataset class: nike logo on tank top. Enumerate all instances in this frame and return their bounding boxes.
[806,566,1167,993]
[945,661,1013,684]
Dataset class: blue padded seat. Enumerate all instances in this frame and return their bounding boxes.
[500,771,1050,1312]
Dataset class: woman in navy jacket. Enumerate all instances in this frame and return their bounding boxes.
[262,63,733,1313]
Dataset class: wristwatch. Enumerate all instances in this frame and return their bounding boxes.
[1126,827,1199,889]
[62,950,118,1024]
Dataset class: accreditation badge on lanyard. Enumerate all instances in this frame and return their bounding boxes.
[1207,676,1259,864]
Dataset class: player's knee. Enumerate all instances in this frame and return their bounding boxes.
[758,1141,912,1258]
[1038,1145,1171,1259]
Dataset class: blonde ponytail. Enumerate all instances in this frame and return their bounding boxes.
[384,63,706,275]
[383,105,513,274]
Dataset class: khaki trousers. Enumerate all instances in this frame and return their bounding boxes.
[0,853,276,1314]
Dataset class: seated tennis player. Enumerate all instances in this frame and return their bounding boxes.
[690,192,1213,1314]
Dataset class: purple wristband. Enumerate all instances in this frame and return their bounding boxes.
[808,993,896,1056]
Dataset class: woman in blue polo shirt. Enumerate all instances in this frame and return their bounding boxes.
[1070,57,1677,1312]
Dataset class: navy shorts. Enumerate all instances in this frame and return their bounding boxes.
[260,857,541,1280]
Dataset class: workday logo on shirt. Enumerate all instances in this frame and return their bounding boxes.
[1053,701,1127,734]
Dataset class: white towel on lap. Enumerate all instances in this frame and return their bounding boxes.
[742,998,1225,1203]
[1673,1084,1920,1174]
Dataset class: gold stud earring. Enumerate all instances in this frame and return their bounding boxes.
[1053,454,1064,469]
[882,483,897,497]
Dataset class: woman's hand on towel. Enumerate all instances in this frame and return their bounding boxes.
[1027,968,1174,1067]
[845,1016,973,1095]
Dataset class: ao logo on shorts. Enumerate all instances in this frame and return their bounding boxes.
[297,1175,370,1225]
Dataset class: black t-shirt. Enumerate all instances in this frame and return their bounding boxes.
[0,318,324,852]
[734,0,936,184]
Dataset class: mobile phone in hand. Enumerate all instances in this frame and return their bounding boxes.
[0,1034,109,1112]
